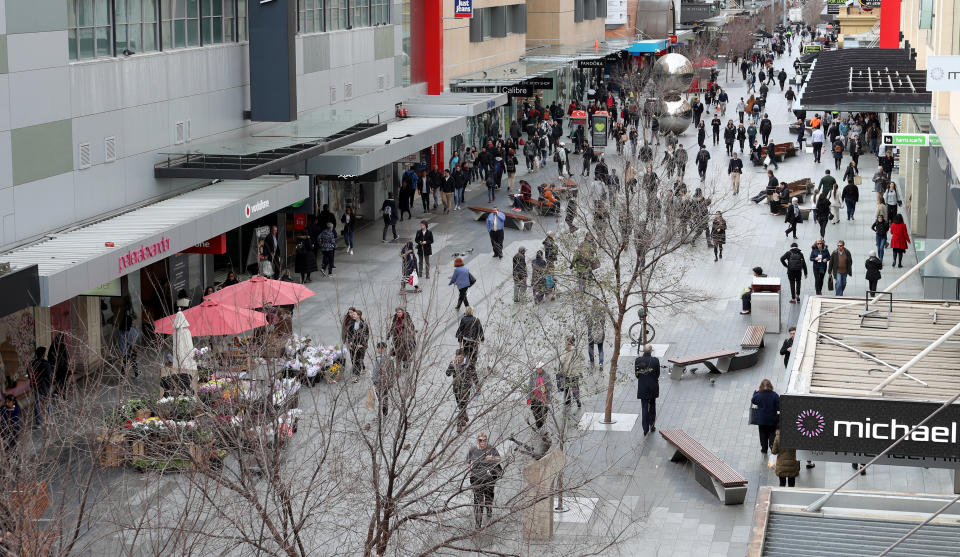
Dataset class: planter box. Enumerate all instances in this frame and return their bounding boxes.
[96,431,128,467]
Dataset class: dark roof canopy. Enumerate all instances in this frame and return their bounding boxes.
[799,48,931,114]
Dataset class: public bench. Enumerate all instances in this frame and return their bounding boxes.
[752,142,797,165]
[727,326,766,372]
[507,194,559,216]
[667,349,737,379]
[467,206,534,231]
[659,429,748,505]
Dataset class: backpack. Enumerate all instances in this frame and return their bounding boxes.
[787,250,804,271]
[834,143,843,153]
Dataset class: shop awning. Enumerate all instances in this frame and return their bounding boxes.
[402,92,508,118]
[0,176,308,307]
[0,265,40,317]
[154,110,388,180]
[626,40,669,54]
[306,117,465,176]
[798,48,932,114]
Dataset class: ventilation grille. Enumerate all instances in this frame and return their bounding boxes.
[378,75,385,91]
[330,86,337,104]
[175,121,185,145]
[78,142,91,169]
[344,82,353,99]
[104,136,117,163]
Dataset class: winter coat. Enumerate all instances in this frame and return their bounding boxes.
[381,199,399,224]
[543,237,558,264]
[751,390,780,426]
[319,228,337,251]
[780,247,808,275]
[841,183,859,202]
[512,252,528,282]
[559,345,584,379]
[784,203,802,224]
[711,218,727,245]
[890,221,910,250]
[294,239,318,274]
[587,307,605,344]
[456,315,485,345]
[388,315,416,361]
[872,219,889,239]
[526,371,555,403]
[772,431,800,478]
[865,256,882,281]
[809,247,830,272]
[829,248,854,277]
[449,266,472,289]
[634,354,660,400]
[415,229,434,256]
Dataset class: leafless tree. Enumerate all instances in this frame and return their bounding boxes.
[802,0,825,27]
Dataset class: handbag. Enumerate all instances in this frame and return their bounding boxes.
[763,156,771,166]
[259,260,274,277]
[749,403,760,425]
[853,176,862,185]
[828,275,835,291]
[468,272,477,286]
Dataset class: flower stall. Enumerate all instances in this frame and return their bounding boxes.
[284,334,346,384]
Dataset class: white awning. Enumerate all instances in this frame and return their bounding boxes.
[0,176,308,307]
[402,92,508,118]
[307,117,465,176]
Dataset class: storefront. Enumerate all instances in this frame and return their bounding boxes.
[401,92,508,157]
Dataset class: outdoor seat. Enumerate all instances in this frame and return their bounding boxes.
[467,206,534,231]
[667,349,737,379]
[659,429,748,505]
[728,326,766,372]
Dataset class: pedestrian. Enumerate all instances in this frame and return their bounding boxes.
[674,144,688,180]
[759,113,772,145]
[872,214,889,261]
[828,240,853,296]
[865,250,882,293]
[810,238,830,295]
[784,197,802,239]
[485,206,506,259]
[557,336,583,407]
[778,68,787,90]
[634,343,660,435]
[415,221,434,279]
[381,193,399,242]
[587,301,605,367]
[811,126,824,163]
[120,323,139,378]
[736,97,746,123]
[505,149,518,191]
[31,347,53,426]
[779,327,796,367]
[740,266,765,315]
[723,121,736,156]
[371,342,393,416]
[317,222,337,277]
[454,165,467,211]
[530,250,548,304]
[849,134,862,170]
[780,242,808,303]
[883,181,901,221]
[342,307,370,380]
[890,214,910,268]
[841,169,859,220]
[456,307,485,368]
[399,170,414,221]
[400,241,420,294]
[832,138,844,171]
[526,364,553,431]
[696,121,706,149]
[711,212,727,261]
[785,86,796,111]
[695,146,711,182]
[449,257,473,311]
[447,349,476,432]
[440,169,454,213]
[388,307,417,368]
[293,234,316,284]
[711,113,722,146]
[1,394,21,450]
[772,429,800,487]
[815,194,831,239]
[466,433,501,528]
[751,379,780,454]
[512,247,528,303]
[827,181,841,224]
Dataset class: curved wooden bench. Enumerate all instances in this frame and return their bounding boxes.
[660,429,747,505]
[467,206,534,231]
[667,349,737,379]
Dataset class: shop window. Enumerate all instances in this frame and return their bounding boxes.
[508,4,526,34]
[298,0,325,33]
[161,0,201,49]
[574,0,584,23]
[371,0,389,25]
[201,0,233,44]
[68,0,114,60]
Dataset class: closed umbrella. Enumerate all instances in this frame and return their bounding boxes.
[169,311,199,392]
[204,275,315,309]
[153,300,268,336]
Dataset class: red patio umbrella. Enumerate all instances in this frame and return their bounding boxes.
[692,56,718,68]
[204,275,316,309]
[153,300,269,336]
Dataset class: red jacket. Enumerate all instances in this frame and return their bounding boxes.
[890,221,910,250]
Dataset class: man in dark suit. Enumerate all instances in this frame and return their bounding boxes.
[634,344,660,435]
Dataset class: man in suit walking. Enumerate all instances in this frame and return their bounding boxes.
[635,344,660,435]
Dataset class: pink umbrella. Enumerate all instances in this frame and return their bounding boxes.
[204,275,316,309]
[153,300,269,336]
[692,56,718,68]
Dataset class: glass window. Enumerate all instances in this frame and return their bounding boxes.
[115,0,159,55]
[237,0,248,40]
[69,0,114,60]
[162,0,200,49]
[201,0,225,44]
[222,0,236,41]
[481,8,492,38]
[371,0,389,24]
[352,0,369,27]
[326,0,347,30]
[298,0,324,33]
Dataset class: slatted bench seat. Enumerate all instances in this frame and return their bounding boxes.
[507,194,559,216]
[667,349,737,379]
[752,142,797,165]
[659,429,748,505]
[467,206,534,231]
[728,326,766,372]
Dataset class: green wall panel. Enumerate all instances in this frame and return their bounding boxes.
[0,36,7,74]
[12,120,74,186]
[6,0,68,34]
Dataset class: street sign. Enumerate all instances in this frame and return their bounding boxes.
[882,133,941,147]
[926,56,960,91]
[454,0,472,18]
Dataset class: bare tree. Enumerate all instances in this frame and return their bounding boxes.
[802,0,825,27]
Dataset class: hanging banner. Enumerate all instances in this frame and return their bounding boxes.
[454,0,473,18]
[882,133,941,148]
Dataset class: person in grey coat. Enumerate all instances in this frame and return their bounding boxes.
[512,247,528,303]
[635,344,661,435]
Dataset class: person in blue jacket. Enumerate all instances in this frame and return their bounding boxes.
[809,238,830,295]
[752,378,780,454]
[449,257,473,311]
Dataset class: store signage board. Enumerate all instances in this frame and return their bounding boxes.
[578,59,606,69]
[883,133,941,147]
[181,234,228,255]
[81,279,122,297]
[926,56,960,91]
[454,0,472,18]
[500,84,533,98]
[781,394,960,462]
[525,77,554,90]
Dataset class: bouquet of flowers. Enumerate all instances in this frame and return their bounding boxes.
[125,416,198,440]
[155,395,199,420]
[284,334,346,382]
[272,378,301,408]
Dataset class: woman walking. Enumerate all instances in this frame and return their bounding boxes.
[400,241,421,294]
[828,182,841,224]
[809,238,830,295]
[294,234,317,283]
[883,181,901,221]
[772,429,800,487]
[841,164,859,220]
[890,214,910,268]
[872,214,889,261]
[387,307,416,367]
[751,379,780,454]
[342,307,370,380]
[340,207,356,255]
[557,336,583,407]
[587,301,605,367]
[711,212,727,261]
[449,257,473,311]
[865,250,882,293]
[815,194,831,239]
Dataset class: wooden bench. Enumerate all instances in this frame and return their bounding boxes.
[667,349,737,380]
[728,326,766,372]
[660,429,748,505]
[508,194,560,216]
[467,206,534,231]
[752,142,797,165]
[6,482,56,557]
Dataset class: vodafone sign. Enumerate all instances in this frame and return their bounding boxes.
[244,199,271,218]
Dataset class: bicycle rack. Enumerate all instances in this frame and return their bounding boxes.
[860,290,892,329]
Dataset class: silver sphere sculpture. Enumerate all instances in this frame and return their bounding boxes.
[654,96,692,134]
[651,53,695,93]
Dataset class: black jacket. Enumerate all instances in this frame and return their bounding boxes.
[456,315,485,345]
[728,157,743,174]
[779,337,793,367]
[695,149,711,167]
[634,355,660,400]
[512,252,527,282]
[865,255,882,281]
[415,229,434,256]
[780,247,808,275]
[724,126,736,143]
[759,118,772,134]
[841,183,859,202]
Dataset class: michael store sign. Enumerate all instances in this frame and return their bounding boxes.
[781,394,960,460]
[117,237,171,274]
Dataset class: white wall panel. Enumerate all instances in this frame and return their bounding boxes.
[13,172,75,240]
[9,67,70,128]
[70,61,124,117]
[165,49,208,99]
[73,161,126,221]
[72,110,124,167]
[0,186,12,216]
[329,30,354,69]
[7,31,67,72]
[0,131,11,189]
[118,54,169,108]
[0,0,7,34]
[121,102,170,156]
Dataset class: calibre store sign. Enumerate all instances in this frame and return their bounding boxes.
[781,394,960,460]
